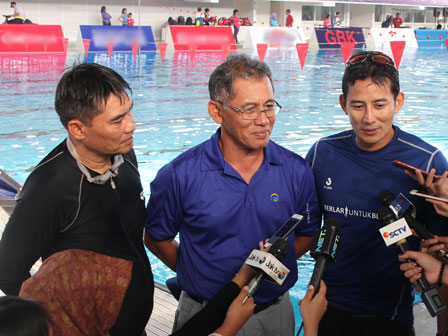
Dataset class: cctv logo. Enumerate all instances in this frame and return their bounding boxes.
[379,218,412,247]
[383,226,407,239]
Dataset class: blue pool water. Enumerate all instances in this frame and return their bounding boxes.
[0,48,447,333]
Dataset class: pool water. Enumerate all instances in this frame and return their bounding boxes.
[0,48,447,334]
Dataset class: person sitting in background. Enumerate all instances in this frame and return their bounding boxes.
[7,1,25,24]
[118,8,128,26]
[285,9,294,27]
[128,13,134,26]
[101,6,112,26]
[323,14,331,28]
[437,20,443,30]
[270,12,279,27]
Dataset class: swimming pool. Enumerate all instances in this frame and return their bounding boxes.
[0,48,447,333]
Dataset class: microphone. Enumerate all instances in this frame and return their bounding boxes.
[379,190,434,239]
[378,205,446,317]
[245,238,289,300]
[379,190,447,254]
[309,218,340,295]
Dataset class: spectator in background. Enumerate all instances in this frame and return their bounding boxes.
[323,14,331,28]
[437,20,443,29]
[7,2,25,24]
[128,13,134,26]
[332,12,343,27]
[204,8,210,25]
[196,7,204,26]
[381,14,393,28]
[118,8,128,26]
[231,9,241,43]
[270,12,279,27]
[101,6,112,26]
[393,12,403,28]
[285,9,294,27]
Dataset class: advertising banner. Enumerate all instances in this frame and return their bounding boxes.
[167,26,237,51]
[0,25,65,53]
[245,27,307,49]
[79,25,156,52]
[314,27,365,49]
[415,29,448,48]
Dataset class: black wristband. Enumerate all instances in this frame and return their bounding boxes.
[438,259,447,287]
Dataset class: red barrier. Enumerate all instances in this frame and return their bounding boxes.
[168,26,238,51]
[0,25,65,53]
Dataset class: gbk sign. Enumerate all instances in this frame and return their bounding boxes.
[315,27,365,49]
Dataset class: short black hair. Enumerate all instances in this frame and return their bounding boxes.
[233,9,238,15]
[205,8,209,12]
[55,63,131,128]
[286,9,291,13]
[209,54,273,102]
[342,53,400,99]
[0,296,52,336]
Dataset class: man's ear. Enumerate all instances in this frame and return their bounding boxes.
[67,120,87,140]
[339,94,348,115]
[394,92,404,115]
[208,100,223,125]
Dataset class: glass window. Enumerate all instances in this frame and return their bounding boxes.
[425,7,438,23]
[414,9,425,23]
[375,5,383,22]
[302,6,314,21]
[316,6,330,21]
[402,11,412,23]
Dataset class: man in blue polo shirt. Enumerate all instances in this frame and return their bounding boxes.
[306,51,448,335]
[145,54,320,335]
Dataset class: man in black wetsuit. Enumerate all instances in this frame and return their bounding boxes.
[0,63,154,335]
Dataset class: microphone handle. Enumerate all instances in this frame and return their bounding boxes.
[396,240,431,291]
[309,256,327,296]
[247,272,264,298]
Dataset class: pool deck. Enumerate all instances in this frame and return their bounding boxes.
[0,205,436,335]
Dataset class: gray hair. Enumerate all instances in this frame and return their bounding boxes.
[208,54,273,102]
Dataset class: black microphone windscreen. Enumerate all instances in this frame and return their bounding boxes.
[378,206,396,226]
[378,190,395,206]
[270,238,289,260]
[323,217,340,230]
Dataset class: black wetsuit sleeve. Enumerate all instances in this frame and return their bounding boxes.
[171,281,241,336]
[0,173,62,295]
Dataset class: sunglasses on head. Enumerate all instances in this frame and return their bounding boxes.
[346,52,395,68]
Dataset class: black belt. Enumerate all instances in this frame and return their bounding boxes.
[188,292,279,314]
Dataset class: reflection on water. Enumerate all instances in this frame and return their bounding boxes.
[0,48,447,331]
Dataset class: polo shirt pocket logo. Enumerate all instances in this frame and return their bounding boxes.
[270,193,279,202]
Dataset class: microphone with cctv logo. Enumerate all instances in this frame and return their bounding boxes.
[309,218,340,295]
[378,205,446,317]
[379,190,448,258]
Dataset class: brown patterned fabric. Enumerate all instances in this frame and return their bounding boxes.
[19,249,133,336]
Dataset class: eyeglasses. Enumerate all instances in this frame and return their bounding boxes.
[346,52,395,68]
[216,100,282,120]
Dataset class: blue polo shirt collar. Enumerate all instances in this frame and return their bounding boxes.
[201,128,285,172]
